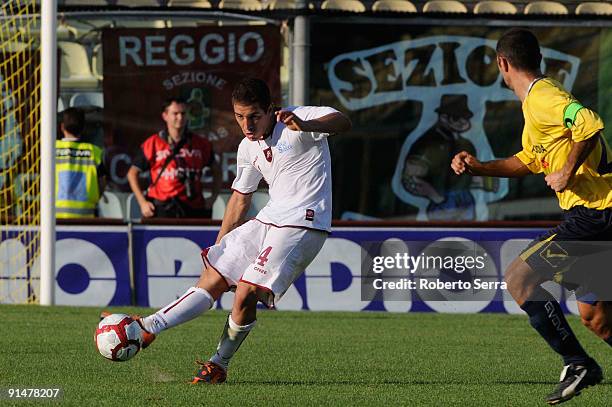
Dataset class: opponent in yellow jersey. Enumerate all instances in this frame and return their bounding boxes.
[451,28,610,405]
[515,77,609,210]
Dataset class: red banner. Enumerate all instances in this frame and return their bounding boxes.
[102,26,281,188]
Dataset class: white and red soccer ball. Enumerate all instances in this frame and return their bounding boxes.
[95,314,144,361]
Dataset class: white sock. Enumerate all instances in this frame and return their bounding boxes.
[142,287,214,335]
[209,315,256,371]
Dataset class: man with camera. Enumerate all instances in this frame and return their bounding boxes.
[127,97,221,218]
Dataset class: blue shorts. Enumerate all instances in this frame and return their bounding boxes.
[520,206,612,304]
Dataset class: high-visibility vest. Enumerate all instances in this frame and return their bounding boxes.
[55,139,102,219]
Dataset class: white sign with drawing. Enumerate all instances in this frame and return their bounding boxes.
[327,36,580,220]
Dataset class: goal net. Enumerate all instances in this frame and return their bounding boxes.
[0,0,41,304]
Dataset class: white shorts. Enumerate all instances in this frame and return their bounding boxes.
[201,219,327,307]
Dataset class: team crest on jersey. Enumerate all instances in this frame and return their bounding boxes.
[263,147,273,162]
[305,209,315,221]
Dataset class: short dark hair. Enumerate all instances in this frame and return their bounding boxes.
[62,107,85,136]
[496,28,542,73]
[162,97,187,113]
[232,78,271,111]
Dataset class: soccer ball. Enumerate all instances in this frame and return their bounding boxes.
[95,314,143,361]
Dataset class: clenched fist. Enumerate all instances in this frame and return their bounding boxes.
[451,151,480,175]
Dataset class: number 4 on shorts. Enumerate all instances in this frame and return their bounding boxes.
[257,246,273,266]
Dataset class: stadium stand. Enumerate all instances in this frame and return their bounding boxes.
[473,0,517,14]
[523,1,568,14]
[70,92,104,108]
[97,191,125,219]
[64,0,110,5]
[58,41,99,90]
[575,1,612,15]
[115,20,168,28]
[321,0,367,11]
[168,0,213,7]
[116,0,163,6]
[422,0,468,13]
[371,0,417,12]
[218,0,264,10]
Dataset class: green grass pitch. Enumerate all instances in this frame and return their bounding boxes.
[1,305,611,406]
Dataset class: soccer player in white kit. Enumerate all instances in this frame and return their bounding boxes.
[134,78,351,383]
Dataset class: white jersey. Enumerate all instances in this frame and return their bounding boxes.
[231,105,338,232]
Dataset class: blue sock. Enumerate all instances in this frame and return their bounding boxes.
[520,287,590,366]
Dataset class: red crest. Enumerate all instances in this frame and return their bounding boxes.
[264,147,273,162]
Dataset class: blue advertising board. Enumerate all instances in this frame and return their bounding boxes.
[3,224,584,314]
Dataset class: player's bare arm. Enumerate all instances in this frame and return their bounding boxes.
[451,151,530,177]
[127,165,155,217]
[276,111,352,134]
[215,191,252,243]
[545,134,599,192]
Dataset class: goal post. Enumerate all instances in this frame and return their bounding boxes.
[0,0,55,305]
[40,0,57,305]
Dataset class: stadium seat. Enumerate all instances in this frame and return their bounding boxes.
[126,193,142,222]
[473,0,517,14]
[422,0,468,13]
[56,23,79,41]
[97,192,124,219]
[523,1,568,14]
[372,0,417,12]
[57,97,66,112]
[268,0,306,9]
[575,2,612,15]
[58,41,99,90]
[70,92,104,108]
[218,0,264,10]
[321,0,366,12]
[168,0,212,7]
[91,44,103,81]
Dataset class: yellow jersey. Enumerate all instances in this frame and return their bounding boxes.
[514,77,610,210]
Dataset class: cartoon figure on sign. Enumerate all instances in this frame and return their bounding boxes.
[402,94,498,220]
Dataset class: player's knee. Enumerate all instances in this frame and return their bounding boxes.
[504,260,526,295]
[504,258,541,304]
[234,284,258,308]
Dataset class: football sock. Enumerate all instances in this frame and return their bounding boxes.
[209,315,256,371]
[142,287,214,335]
[521,287,590,366]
